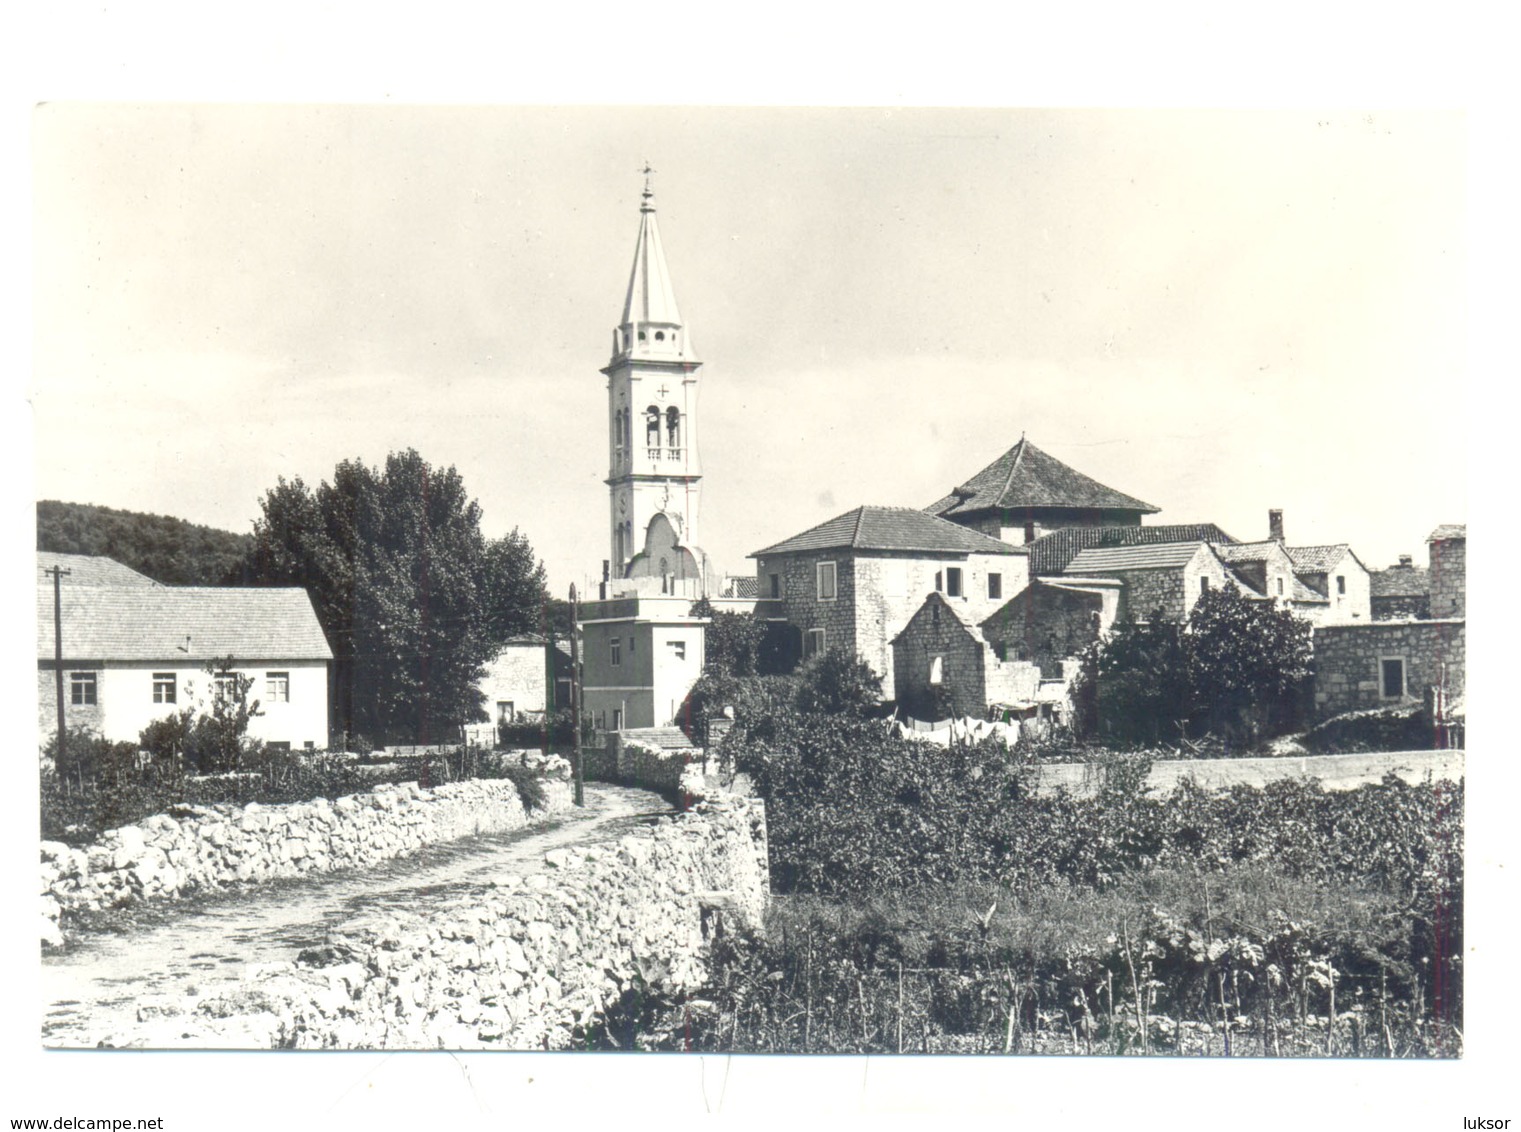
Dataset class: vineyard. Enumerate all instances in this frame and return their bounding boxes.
[595,717,1462,1056]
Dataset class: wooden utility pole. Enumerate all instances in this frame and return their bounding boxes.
[45,566,71,764]
[569,583,584,806]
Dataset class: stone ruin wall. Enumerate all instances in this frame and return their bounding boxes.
[97,790,770,1050]
[40,752,574,945]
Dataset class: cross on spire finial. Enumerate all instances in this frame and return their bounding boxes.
[639,162,656,211]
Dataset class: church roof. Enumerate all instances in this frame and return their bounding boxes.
[752,505,1026,559]
[621,183,683,328]
[925,438,1159,519]
[1025,523,1236,576]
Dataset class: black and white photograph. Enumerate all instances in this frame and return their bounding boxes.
[7,11,1506,1129]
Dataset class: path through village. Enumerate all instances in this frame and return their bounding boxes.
[40,782,673,1047]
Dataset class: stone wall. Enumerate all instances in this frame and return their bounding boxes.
[1428,536,1466,619]
[101,792,770,1050]
[1312,619,1465,720]
[1033,749,1463,797]
[40,753,573,943]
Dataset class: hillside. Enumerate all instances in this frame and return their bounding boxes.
[37,500,254,586]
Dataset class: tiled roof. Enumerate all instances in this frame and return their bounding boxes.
[891,592,990,646]
[752,505,1025,558]
[1285,544,1350,572]
[1065,542,1208,573]
[1026,523,1235,576]
[1370,566,1431,599]
[1287,577,1329,603]
[725,576,760,599]
[1428,524,1467,542]
[925,438,1159,519]
[37,552,157,587]
[1210,540,1287,565]
[501,633,548,646]
[37,585,332,662]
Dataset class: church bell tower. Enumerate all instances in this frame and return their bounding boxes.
[602,168,703,578]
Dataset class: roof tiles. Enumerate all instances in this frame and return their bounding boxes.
[752,506,1025,558]
[926,438,1159,519]
[38,585,333,662]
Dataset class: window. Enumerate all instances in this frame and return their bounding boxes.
[152,672,177,704]
[612,709,623,731]
[265,672,290,702]
[611,638,622,667]
[817,561,837,601]
[1276,578,1284,596]
[666,405,681,448]
[668,640,687,660]
[805,628,826,658]
[988,573,1002,600]
[1201,576,1211,594]
[946,567,963,598]
[69,671,97,706]
[929,656,944,685]
[935,571,943,593]
[629,635,636,653]
[497,701,514,724]
[213,673,241,701]
[769,573,781,599]
[1381,658,1406,699]
[1336,575,1346,595]
[645,406,660,445]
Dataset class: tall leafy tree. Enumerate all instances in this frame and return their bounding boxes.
[1186,583,1312,738]
[246,449,548,745]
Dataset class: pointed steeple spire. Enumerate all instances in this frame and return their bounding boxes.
[613,164,696,363]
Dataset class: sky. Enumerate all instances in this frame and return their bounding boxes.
[31,105,1465,593]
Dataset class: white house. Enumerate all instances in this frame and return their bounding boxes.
[37,561,333,749]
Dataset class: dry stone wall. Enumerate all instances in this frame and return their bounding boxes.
[40,753,573,945]
[102,792,770,1050]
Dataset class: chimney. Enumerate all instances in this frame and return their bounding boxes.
[1268,509,1284,543]
[1398,555,1413,569]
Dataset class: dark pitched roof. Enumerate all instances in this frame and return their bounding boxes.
[37,585,333,662]
[37,552,158,587]
[752,505,1025,558]
[1428,524,1466,542]
[1066,542,1211,573]
[1026,523,1236,576]
[925,438,1159,519]
[1370,566,1431,599]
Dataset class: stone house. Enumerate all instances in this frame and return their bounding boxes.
[1312,618,1464,721]
[1061,541,1236,623]
[978,577,1120,678]
[1427,524,1466,619]
[37,559,333,749]
[751,505,1028,692]
[461,634,574,746]
[890,592,1043,720]
[1209,540,1329,620]
[1369,556,1431,621]
[924,436,1160,547]
[1285,544,1372,624]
